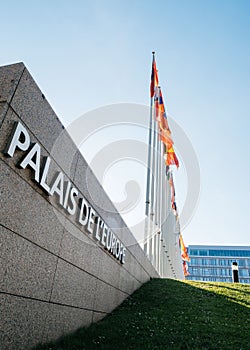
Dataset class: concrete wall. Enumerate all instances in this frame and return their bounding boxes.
[0,63,159,350]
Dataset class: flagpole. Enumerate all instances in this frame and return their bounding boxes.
[150,95,158,265]
[154,94,161,271]
[155,109,159,227]
[145,51,155,217]
[144,52,156,256]
[150,106,157,220]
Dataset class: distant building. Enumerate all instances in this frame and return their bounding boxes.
[186,245,250,284]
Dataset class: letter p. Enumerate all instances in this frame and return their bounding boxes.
[5,121,30,157]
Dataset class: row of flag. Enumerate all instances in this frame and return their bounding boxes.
[150,52,190,277]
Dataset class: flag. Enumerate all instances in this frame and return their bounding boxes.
[149,53,179,169]
[183,261,190,277]
[179,233,190,262]
[165,146,179,168]
[160,129,173,149]
[156,88,174,149]
[168,171,176,208]
[154,86,160,120]
[157,88,167,125]
[150,53,159,98]
[156,87,164,123]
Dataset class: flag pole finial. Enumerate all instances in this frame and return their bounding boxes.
[152,51,155,55]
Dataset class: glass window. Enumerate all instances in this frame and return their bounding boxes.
[199,250,208,256]
[190,249,198,255]
[201,258,208,265]
[239,269,249,277]
[238,259,245,266]
[208,249,250,257]
[191,258,198,265]
[246,260,250,267]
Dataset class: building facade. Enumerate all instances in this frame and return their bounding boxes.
[187,245,250,284]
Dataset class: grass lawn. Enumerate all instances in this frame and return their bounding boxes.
[35,279,250,350]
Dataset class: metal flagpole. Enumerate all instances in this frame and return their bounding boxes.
[157,140,162,271]
[149,64,159,264]
[145,51,156,216]
[145,98,153,216]
[151,119,157,263]
[145,52,155,254]
[150,84,158,221]
[155,95,160,227]
[155,98,161,272]
[150,101,157,263]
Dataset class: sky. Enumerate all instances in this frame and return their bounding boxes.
[1,0,250,246]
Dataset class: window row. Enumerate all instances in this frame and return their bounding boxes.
[189,267,250,277]
[189,249,250,257]
[190,258,250,267]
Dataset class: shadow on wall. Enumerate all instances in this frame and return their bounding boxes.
[33,278,250,350]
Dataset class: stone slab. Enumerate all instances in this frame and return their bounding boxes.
[0,293,49,350]
[43,303,93,343]
[92,311,107,323]
[0,62,25,103]
[0,160,65,255]
[0,225,58,301]
[50,258,97,309]
[59,218,102,277]
[97,252,121,288]
[94,279,127,313]
[129,243,159,278]
[118,267,142,295]
[0,102,8,126]
[122,250,150,284]
[10,68,62,150]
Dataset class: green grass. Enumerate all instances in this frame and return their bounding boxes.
[35,279,250,350]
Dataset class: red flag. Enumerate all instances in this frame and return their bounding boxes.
[150,53,159,98]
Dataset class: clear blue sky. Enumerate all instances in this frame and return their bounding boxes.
[1,0,250,246]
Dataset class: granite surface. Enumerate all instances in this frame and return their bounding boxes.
[0,102,8,126]
[44,303,93,343]
[0,225,58,301]
[0,63,159,350]
[59,218,102,277]
[94,279,127,313]
[0,160,65,255]
[50,258,97,309]
[0,293,49,350]
[0,62,25,103]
